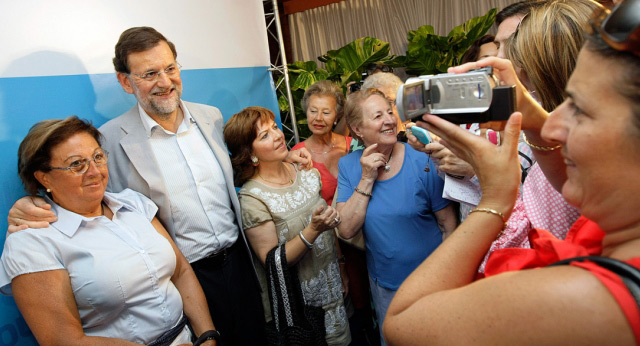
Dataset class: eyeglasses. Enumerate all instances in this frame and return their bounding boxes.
[49,149,109,175]
[365,63,393,75]
[591,0,640,55]
[129,63,182,82]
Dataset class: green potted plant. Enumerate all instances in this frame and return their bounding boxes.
[277,37,401,141]
[403,8,497,76]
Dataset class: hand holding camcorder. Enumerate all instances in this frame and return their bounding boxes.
[396,67,516,124]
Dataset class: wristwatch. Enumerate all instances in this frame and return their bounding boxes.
[194,330,220,345]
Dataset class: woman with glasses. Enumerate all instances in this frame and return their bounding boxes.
[0,117,217,346]
[384,1,640,344]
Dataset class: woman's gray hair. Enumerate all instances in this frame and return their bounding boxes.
[362,72,403,97]
[301,80,345,117]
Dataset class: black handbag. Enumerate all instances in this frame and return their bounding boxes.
[264,244,327,346]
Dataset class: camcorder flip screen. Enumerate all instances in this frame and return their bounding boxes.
[396,67,516,124]
[403,81,428,119]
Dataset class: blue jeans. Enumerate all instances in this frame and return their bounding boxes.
[368,275,397,346]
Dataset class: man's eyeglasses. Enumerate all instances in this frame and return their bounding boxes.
[49,149,109,175]
[130,63,182,82]
[591,0,640,55]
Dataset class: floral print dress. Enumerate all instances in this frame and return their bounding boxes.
[239,165,350,346]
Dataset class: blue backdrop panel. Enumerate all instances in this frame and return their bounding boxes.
[0,66,279,345]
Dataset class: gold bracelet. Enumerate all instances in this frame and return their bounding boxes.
[469,207,507,230]
[522,133,561,151]
[354,187,372,197]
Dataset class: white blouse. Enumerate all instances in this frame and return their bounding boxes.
[0,189,183,344]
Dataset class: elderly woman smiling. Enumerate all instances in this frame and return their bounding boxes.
[0,117,216,346]
[335,88,457,344]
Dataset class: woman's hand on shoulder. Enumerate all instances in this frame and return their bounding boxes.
[286,148,313,170]
[309,205,340,233]
[359,144,386,182]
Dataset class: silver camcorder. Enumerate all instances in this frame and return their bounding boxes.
[396,67,516,124]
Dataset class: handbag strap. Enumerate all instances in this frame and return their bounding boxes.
[274,246,294,329]
[549,256,640,310]
[266,244,307,332]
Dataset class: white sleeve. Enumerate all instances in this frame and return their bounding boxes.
[0,229,64,295]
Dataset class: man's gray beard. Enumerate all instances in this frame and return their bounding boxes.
[147,91,181,117]
[149,98,179,116]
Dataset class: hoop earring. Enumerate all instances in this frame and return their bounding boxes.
[251,156,259,166]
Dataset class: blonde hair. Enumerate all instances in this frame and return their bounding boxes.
[505,0,604,111]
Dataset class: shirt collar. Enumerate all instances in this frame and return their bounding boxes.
[138,100,194,137]
[46,192,128,237]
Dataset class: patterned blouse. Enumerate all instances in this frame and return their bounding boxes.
[238,165,350,346]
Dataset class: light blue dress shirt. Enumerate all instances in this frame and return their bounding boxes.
[0,189,183,344]
[139,102,238,262]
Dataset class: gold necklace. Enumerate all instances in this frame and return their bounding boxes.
[258,164,294,185]
[307,135,334,155]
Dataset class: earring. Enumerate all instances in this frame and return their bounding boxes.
[251,156,259,166]
[46,188,51,193]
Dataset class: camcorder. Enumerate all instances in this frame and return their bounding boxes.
[396,67,516,124]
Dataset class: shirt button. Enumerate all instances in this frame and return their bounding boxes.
[140,249,145,254]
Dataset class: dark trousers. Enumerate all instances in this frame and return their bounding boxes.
[191,240,266,346]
